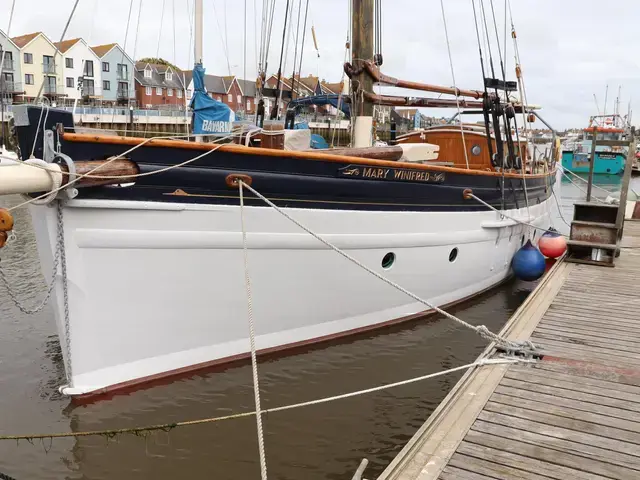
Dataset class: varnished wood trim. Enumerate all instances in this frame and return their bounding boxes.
[61,132,554,179]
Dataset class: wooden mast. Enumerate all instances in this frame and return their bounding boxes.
[351,0,374,147]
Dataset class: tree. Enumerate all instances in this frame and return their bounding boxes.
[137,57,182,72]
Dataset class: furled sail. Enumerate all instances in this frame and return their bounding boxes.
[190,63,235,135]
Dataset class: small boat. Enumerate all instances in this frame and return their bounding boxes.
[561,114,628,175]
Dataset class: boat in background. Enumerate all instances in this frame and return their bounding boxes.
[562,114,629,174]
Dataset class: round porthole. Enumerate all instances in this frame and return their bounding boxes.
[471,144,482,156]
[382,252,395,269]
[449,248,458,262]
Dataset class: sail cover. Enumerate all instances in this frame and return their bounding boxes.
[287,94,351,118]
[190,63,235,135]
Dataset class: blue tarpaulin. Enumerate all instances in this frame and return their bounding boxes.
[287,94,350,118]
[190,63,235,135]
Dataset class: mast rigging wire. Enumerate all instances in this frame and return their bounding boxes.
[270,0,292,119]
[156,0,166,58]
[439,0,469,168]
[290,0,303,99]
[34,0,81,103]
[295,0,311,100]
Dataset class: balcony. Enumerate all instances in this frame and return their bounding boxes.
[2,58,14,71]
[0,80,23,93]
[42,63,56,74]
[117,71,128,81]
[82,86,96,97]
[44,84,64,96]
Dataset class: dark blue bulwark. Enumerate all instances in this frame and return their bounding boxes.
[14,106,554,212]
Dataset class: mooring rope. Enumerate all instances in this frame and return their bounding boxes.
[467,192,569,237]
[239,182,269,480]
[237,182,533,352]
[0,358,524,442]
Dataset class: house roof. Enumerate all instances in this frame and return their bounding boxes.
[237,79,257,97]
[11,32,41,48]
[134,62,184,89]
[321,81,342,94]
[90,43,117,58]
[54,38,82,53]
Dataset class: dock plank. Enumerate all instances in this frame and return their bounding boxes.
[378,219,640,480]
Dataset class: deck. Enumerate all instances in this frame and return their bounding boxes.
[379,221,640,480]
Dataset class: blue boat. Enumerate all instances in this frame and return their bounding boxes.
[561,115,627,175]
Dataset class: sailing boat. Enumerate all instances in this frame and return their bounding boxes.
[2,0,555,398]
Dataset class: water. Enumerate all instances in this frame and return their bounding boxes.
[0,173,634,480]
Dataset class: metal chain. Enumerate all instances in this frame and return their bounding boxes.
[0,220,62,316]
[56,201,73,384]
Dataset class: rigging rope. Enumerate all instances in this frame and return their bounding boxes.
[439,0,469,169]
[295,0,311,102]
[0,0,16,81]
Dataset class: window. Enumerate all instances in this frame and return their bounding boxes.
[227,93,232,102]
[167,88,173,96]
[237,95,241,103]
[156,87,162,95]
[24,73,34,85]
[144,68,152,79]
[217,96,221,102]
[65,58,73,68]
[177,89,183,98]
[42,55,55,74]
[84,60,94,77]
[117,63,128,80]
[102,62,109,72]
[165,71,172,81]
[246,100,251,111]
[24,53,33,64]
[103,80,110,91]
[187,89,192,98]
[118,82,128,98]
[66,77,74,88]
[145,86,152,96]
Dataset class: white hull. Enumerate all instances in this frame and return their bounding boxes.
[30,199,551,396]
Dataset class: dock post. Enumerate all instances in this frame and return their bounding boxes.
[586,127,597,202]
[616,127,636,232]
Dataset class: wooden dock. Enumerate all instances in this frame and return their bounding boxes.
[379,220,640,480]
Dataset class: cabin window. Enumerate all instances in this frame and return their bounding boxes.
[449,248,458,262]
[381,252,395,269]
[471,145,481,156]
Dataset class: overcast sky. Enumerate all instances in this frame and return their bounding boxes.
[2,0,637,129]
